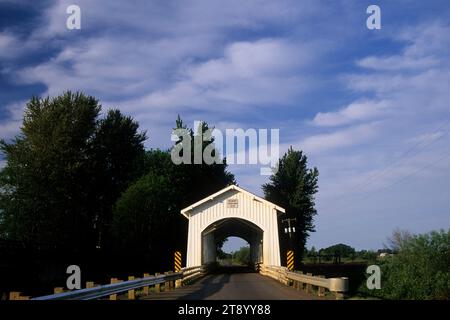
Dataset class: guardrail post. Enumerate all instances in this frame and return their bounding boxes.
[164,272,172,291]
[143,273,150,296]
[297,272,304,290]
[175,279,182,288]
[335,292,345,300]
[9,292,20,300]
[128,276,135,300]
[9,292,30,300]
[154,273,161,293]
[305,273,313,293]
[170,271,175,289]
[54,287,64,294]
[318,275,325,297]
[110,278,119,300]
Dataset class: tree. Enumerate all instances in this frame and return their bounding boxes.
[384,228,413,253]
[232,246,250,265]
[112,173,173,257]
[88,109,147,248]
[319,243,356,258]
[356,250,377,261]
[111,117,235,268]
[0,92,146,251]
[263,146,319,267]
[171,116,235,207]
[216,238,229,260]
[168,117,235,251]
[308,246,319,263]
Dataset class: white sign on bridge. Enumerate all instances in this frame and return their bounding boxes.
[226,198,238,208]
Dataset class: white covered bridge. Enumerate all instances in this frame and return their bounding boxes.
[181,185,285,267]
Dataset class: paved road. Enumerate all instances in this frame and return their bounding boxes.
[140,267,326,300]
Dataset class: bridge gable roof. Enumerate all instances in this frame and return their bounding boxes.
[180,184,285,218]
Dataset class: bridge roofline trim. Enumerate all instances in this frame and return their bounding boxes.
[180,184,285,218]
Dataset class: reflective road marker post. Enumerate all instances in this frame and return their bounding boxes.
[287,250,294,271]
[175,251,182,272]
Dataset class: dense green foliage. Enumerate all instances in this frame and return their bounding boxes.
[263,147,319,265]
[0,92,146,250]
[362,229,450,300]
[232,246,250,264]
[112,174,173,255]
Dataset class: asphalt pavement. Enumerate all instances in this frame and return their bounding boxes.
[140,266,326,300]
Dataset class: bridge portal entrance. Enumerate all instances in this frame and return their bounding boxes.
[202,218,263,265]
[181,185,285,267]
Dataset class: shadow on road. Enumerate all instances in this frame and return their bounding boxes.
[178,273,231,300]
[178,265,257,299]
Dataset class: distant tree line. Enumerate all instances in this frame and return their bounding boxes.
[304,244,379,262]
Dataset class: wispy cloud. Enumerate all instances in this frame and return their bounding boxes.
[312,100,390,127]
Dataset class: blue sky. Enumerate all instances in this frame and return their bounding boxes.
[1,0,450,251]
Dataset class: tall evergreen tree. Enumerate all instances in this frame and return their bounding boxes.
[172,116,235,206]
[112,116,235,269]
[88,109,146,248]
[263,146,319,267]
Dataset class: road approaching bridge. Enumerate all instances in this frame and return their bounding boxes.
[23,264,346,300]
[140,266,327,300]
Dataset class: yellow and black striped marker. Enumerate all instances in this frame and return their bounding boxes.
[287,250,294,271]
[174,251,182,272]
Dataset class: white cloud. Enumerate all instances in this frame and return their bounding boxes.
[138,39,314,109]
[18,36,317,119]
[313,100,390,127]
[357,55,438,71]
[189,39,309,83]
[357,22,450,71]
[0,32,21,59]
[295,123,379,155]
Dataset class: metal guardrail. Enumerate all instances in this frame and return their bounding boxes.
[31,266,206,300]
[181,265,205,284]
[259,264,349,299]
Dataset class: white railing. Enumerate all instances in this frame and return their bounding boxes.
[181,265,207,284]
[259,264,349,299]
